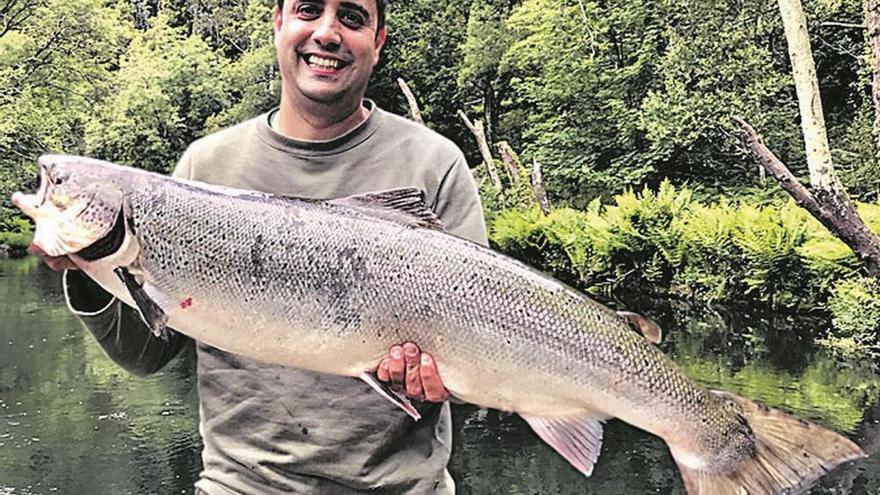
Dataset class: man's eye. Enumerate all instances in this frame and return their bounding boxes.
[296,4,320,18]
[339,10,365,28]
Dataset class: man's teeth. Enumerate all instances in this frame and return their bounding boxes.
[308,55,341,70]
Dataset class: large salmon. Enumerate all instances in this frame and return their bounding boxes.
[12,154,865,494]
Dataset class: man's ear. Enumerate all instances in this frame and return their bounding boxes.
[375,26,386,51]
[273,5,283,37]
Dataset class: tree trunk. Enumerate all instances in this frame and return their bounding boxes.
[867,0,880,149]
[730,0,880,277]
[778,0,837,189]
[482,79,496,146]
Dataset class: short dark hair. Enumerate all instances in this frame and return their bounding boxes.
[276,0,388,31]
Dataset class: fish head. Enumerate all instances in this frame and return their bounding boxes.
[11,155,127,257]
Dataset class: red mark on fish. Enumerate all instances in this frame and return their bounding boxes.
[179,297,193,309]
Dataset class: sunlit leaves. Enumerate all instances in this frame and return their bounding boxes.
[84,15,230,172]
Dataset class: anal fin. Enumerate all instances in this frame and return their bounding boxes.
[359,372,422,421]
[113,267,170,341]
[521,413,606,476]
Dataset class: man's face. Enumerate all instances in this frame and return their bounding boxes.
[274,0,386,107]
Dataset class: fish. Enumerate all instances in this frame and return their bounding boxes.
[12,154,865,494]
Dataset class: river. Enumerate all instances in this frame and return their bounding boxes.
[1,256,878,494]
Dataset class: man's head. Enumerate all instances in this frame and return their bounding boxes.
[276,0,387,33]
[273,0,387,113]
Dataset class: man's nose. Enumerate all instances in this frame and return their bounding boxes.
[312,12,342,48]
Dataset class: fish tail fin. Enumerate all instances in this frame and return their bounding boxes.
[671,391,865,495]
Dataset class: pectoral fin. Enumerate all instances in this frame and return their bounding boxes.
[521,413,606,476]
[113,267,169,341]
[359,372,422,421]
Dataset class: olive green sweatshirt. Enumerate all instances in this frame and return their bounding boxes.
[63,101,487,494]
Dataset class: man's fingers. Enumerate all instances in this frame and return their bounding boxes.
[403,342,423,399]
[388,345,405,385]
[419,353,449,402]
[377,358,390,382]
[47,256,78,271]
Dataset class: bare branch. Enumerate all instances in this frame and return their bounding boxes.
[396,78,423,125]
[732,117,822,211]
[820,21,866,28]
[495,141,521,187]
[457,110,502,191]
[531,160,551,216]
[734,116,880,277]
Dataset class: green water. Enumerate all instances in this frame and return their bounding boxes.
[1,256,879,494]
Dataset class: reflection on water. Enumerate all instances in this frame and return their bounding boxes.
[0,258,201,494]
[1,257,879,494]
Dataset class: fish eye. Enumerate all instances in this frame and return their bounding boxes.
[51,172,69,185]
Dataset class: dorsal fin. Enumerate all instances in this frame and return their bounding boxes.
[617,311,662,344]
[329,188,445,231]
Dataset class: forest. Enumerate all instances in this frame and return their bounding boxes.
[1,0,879,356]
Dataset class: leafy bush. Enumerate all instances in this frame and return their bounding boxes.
[0,215,32,254]
[0,231,31,250]
[821,278,880,357]
[488,182,877,311]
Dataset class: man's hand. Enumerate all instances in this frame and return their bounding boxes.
[377,342,449,402]
[29,243,78,271]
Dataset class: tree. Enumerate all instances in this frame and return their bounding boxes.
[0,0,127,218]
[85,14,230,172]
[734,0,880,277]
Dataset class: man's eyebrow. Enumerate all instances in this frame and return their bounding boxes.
[339,1,371,20]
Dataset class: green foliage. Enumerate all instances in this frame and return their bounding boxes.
[822,277,880,357]
[369,0,471,148]
[446,0,874,205]
[491,206,590,285]
[204,0,278,129]
[0,0,128,217]
[85,14,230,172]
[489,182,876,310]
[0,230,31,250]
[0,215,32,251]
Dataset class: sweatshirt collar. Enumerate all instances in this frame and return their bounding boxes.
[259,100,381,156]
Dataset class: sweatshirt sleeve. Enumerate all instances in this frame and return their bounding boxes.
[63,270,190,377]
[61,154,195,377]
[432,154,488,247]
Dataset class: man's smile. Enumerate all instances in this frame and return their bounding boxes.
[302,53,349,73]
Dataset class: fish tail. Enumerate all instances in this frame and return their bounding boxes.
[671,391,865,495]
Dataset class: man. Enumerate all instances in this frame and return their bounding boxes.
[34,0,487,492]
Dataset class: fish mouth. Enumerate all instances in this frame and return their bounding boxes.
[10,165,49,214]
[35,165,50,207]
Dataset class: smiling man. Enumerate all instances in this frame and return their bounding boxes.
[35,0,488,493]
